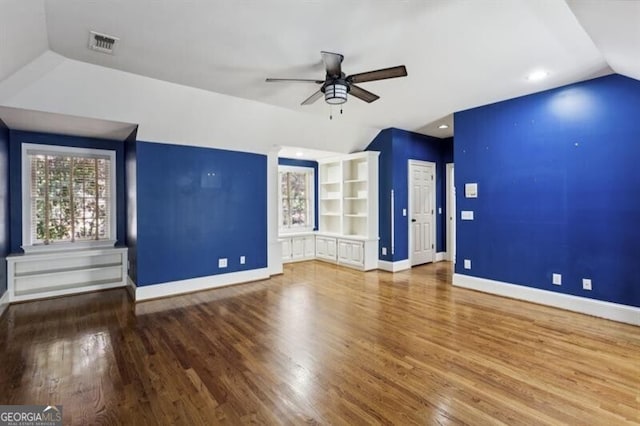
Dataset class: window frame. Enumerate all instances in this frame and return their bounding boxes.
[21,143,117,253]
[278,165,315,234]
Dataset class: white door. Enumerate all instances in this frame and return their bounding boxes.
[446,163,456,263]
[409,160,435,266]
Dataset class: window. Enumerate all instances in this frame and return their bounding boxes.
[279,166,314,232]
[22,143,117,252]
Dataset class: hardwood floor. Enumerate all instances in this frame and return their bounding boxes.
[0,260,638,425]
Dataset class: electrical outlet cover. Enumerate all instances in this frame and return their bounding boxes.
[464,259,471,270]
[552,273,562,285]
[218,258,228,268]
[582,278,592,290]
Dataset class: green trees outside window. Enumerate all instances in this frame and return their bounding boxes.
[29,153,111,244]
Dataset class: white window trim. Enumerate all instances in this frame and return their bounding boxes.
[21,143,117,254]
[278,165,315,234]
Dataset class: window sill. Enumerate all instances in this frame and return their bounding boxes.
[22,240,117,254]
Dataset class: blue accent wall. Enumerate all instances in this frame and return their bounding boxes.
[8,130,126,253]
[0,120,9,298]
[366,128,452,262]
[278,157,318,231]
[125,128,138,285]
[136,141,267,286]
[454,74,640,307]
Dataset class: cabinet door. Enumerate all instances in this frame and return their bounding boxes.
[326,238,337,258]
[337,240,364,266]
[304,236,315,258]
[316,237,327,257]
[291,237,305,260]
[282,239,292,261]
[349,241,364,265]
[316,237,337,261]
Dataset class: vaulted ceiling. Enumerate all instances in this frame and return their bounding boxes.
[0,0,638,149]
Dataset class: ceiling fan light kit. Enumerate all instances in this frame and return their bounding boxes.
[324,81,348,104]
[266,51,407,111]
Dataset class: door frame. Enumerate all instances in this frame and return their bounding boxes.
[407,159,436,266]
[446,163,456,263]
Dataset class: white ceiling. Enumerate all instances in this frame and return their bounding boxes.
[0,106,137,141]
[0,0,637,145]
[38,0,639,139]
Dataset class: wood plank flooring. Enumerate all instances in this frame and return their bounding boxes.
[0,260,638,425]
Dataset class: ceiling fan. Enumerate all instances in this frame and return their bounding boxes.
[266,51,407,106]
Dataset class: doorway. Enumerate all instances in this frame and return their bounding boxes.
[408,160,436,266]
[446,163,456,263]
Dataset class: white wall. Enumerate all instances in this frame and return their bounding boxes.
[0,51,380,155]
[0,0,49,82]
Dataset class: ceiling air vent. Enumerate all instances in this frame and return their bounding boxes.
[88,31,119,54]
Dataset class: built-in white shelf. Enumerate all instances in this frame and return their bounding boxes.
[316,151,379,270]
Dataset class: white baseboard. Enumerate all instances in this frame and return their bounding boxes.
[0,290,9,319]
[453,273,640,326]
[378,259,411,272]
[135,268,270,301]
[435,252,446,262]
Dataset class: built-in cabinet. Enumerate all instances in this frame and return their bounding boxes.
[279,151,379,270]
[6,247,128,302]
[315,236,337,262]
[317,151,379,270]
[281,234,315,263]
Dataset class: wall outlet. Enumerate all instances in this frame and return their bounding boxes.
[218,258,228,268]
[552,273,562,285]
[461,211,474,220]
[464,259,471,270]
[382,247,387,256]
[438,207,442,214]
[240,256,246,265]
[582,278,592,290]
[402,208,407,217]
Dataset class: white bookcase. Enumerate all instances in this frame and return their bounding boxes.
[316,151,379,270]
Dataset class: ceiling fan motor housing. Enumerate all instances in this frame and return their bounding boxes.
[322,78,349,105]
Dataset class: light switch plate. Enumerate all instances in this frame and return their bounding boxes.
[461,211,474,220]
[465,183,478,198]
[240,256,246,265]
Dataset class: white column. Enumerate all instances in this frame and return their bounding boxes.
[267,147,283,275]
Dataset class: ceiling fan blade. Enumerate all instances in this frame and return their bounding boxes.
[349,85,380,103]
[347,65,407,84]
[266,78,324,84]
[301,89,323,105]
[321,51,344,78]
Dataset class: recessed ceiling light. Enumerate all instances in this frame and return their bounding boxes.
[295,151,304,157]
[527,70,548,81]
[438,124,449,129]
